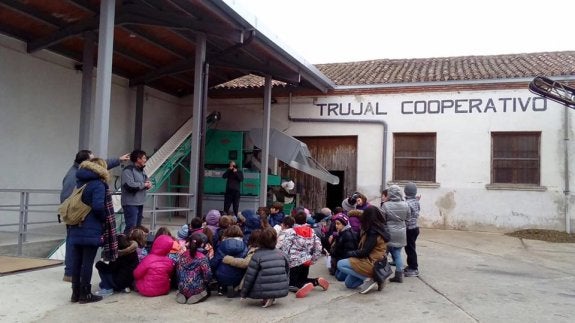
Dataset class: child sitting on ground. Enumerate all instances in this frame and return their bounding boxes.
[329,214,358,279]
[268,202,285,227]
[279,210,328,298]
[95,234,139,296]
[210,225,248,297]
[222,229,262,290]
[133,234,174,297]
[129,226,149,261]
[275,216,295,248]
[241,227,290,308]
[175,232,212,304]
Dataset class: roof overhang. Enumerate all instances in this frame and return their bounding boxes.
[0,0,334,97]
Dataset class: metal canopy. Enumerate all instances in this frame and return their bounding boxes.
[0,0,334,97]
[249,128,340,185]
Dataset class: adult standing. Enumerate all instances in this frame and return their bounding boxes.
[222,160,243,216]
[60,150,128,282]
[121,150,152,234]
[69,158,118,303]
[336,205,389,294]
[381,184,411,283]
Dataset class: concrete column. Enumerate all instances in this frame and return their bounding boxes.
[259,75,272,206]
[188,33,206,220]
[92,0,115,158]
[78,31,95,150]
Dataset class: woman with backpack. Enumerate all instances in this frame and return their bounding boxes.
[68,158,118,304]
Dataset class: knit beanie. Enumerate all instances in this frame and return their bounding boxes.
[177,224,189,240]
[404,182,418,197]
[333,213,349,226]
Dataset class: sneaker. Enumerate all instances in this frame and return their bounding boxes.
[295,283,314,298]
[359,279,377,294]
[94,288,113,297]
[187,290,208,304]
[404,269,419,277]
[176,292,187,304]
[217,286,224,296]
[261,298,275,308]
[123,287,131,293]
[63,275,72,282]
[317,277,329,291]
[288,286,299,293]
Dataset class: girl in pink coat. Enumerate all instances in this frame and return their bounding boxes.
[133,234,174,297]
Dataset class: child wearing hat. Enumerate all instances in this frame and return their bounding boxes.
[403,182,421,277]
[329,214,358,279]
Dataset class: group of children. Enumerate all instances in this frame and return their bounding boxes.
[90,183,420,308]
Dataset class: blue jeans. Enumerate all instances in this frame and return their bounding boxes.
[389,246,404,272]
[98,271,116,290]
[335,269,347,282]
[123,205,143,234]
[337,258,367,289]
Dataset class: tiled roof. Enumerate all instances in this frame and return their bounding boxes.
[214,51,575,89]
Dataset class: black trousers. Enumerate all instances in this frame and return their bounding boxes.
[223,189,240,216]
[71,244,98,285]
[405,227,420,270]
[289,264,317,288]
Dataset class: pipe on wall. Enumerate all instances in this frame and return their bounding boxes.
[286,93,388,193]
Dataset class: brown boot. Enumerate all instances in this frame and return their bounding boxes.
[389,271,403,283]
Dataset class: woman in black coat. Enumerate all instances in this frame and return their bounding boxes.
[240,227,289,308]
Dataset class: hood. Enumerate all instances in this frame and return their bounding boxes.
[150,235,174,256]
[347,209,362,218]
[221,238,246,256]
[294,225,314,238]
[242,209,261,230]
[404,182,417,198]
[206,210,221,226]
[76,160,109,183]
[388,185,403,202]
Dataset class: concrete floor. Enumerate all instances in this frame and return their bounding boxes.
[1,228,574,323]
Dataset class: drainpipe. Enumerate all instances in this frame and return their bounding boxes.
[287,93,388,192]
[564,106,571,233]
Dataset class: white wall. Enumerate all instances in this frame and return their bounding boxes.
[209,89,575,232]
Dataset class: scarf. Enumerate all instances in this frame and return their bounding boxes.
[101,187,118,261]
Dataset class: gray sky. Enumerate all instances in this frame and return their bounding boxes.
[231,0,574,64]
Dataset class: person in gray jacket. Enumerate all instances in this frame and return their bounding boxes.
[60,149,129,282]
[381,184,411,283]
[121,150,152,234]
[240,227,290,308]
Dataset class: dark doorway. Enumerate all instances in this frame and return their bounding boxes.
[326,171,344,211]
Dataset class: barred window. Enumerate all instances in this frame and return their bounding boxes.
[491,132,540,185]
[393,133,436,182]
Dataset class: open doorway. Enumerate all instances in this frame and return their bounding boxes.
[326,171,344,211]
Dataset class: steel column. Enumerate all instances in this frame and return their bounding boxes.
[259,75,272,206]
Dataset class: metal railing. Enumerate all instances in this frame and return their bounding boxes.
[0,189,194,256]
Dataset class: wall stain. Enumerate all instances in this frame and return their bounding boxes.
[435,191,456,229]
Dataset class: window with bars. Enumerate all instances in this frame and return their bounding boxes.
[393,133,436,182]
[491,132,540,185]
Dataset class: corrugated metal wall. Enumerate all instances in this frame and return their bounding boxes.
[280,136,357,213]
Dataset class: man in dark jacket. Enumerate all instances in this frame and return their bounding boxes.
[222,160,243,216]
[60,149,128,282]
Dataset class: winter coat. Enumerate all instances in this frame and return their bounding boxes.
[133,235,174,297]
[331,225,358,261]
[240,248,290,300]
[405,197,420,229]
[268,211,285,227]
[348,227,387,278]
[382,185,411,248]
[177,251,212,298]
[279,224,322,268]
[223,246,258,289]
[121,163,148,206]
[222,168,243,192]
[242,209,261,245]
[210,237,248,286]
[95,240,139,290]
[347,210,362,234]
[68,162,109,247]
[60,158,120,203]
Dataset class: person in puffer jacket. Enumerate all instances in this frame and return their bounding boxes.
[133,234,174,297]
[381,184,412,283]
[329,214,358,278]
[210,225,248,297]
[278,210,328,298]
[241,227,290,308]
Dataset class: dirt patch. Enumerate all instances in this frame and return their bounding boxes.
[506,229,575,243]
